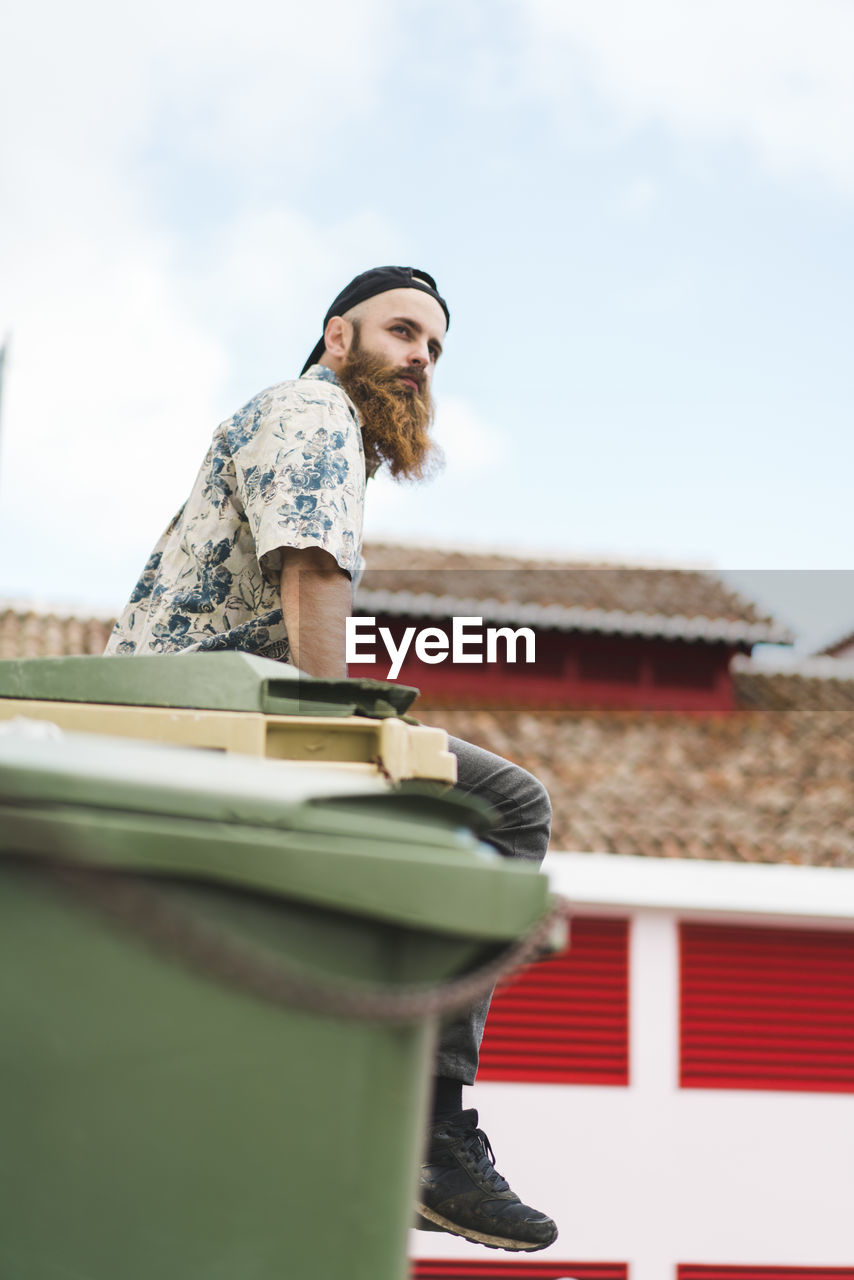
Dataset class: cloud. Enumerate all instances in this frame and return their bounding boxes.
[0,0,405,604]
[616,176,660,217]
[1,0,399,186]
[364,396,511,538]
[510,0,854,194]
[431,397,511,473]
[0,193,404,605]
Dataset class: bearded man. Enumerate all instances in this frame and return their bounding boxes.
[106,266,558,1254]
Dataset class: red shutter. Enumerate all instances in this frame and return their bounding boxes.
[477,916,630,1085]
[412,1262,627,1279]
[680,922,854,1093]
[678,1267,854,1279]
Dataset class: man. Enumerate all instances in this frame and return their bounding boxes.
[106,266,558,1253]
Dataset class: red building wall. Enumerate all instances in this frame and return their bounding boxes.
[349,613,737,712]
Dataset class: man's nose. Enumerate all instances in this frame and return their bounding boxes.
[407,340,429,367]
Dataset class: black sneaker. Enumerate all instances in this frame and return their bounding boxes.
[415,1109,558,1252]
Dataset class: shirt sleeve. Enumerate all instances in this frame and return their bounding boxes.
[228,383,365,586]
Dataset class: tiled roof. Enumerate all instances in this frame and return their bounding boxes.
[416,703,854,867]
[734,660,854,711]
[0,603,115,660]
[359,543,791,645]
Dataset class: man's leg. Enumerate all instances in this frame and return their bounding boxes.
[416,735,558,1252]
[435,735,552,1086]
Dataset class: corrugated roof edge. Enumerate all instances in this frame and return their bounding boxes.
[733,653,854,681]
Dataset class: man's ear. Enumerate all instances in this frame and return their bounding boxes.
[323,315,352,360]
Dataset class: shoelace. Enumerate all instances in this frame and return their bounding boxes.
[462,1127,511,1192]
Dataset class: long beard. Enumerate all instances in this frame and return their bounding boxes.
[336,338,441,482]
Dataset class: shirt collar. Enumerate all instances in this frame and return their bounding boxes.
[301,364,340,387]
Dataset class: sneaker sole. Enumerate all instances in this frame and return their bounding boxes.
[415,1203,558,1252]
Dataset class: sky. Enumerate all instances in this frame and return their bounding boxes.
[1,0,852,654]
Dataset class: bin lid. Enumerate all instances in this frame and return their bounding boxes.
[0,653,419,718]
[0,724,548,939]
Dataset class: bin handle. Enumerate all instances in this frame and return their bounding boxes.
[41,857,571,1024]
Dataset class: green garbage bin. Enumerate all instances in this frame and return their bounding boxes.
[0,724,552,1280]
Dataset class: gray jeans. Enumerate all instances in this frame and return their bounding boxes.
[436,736,552,1084]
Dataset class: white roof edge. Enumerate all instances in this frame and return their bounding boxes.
[355,589,792,645]
[543,851,854,922]
[733,653,854,681]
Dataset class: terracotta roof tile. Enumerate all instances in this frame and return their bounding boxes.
[734,663,854,711]
[417,703,854,867]
[0,604,115,660]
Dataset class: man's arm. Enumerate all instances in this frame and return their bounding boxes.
[279,545,352,679]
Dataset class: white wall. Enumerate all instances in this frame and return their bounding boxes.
[410,855,854,1277]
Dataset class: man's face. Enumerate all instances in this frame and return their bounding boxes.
[343,287,446,391]
[334,288,447,482]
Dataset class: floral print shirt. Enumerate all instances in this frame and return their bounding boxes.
[105,366,365,661]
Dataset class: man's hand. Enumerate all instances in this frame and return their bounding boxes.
[279,545,352,680]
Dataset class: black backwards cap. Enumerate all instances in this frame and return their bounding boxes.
[301,265,450,374]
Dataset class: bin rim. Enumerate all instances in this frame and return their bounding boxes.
[0,652,420,718]
[0,724,549,942]
[0,723,492,839]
